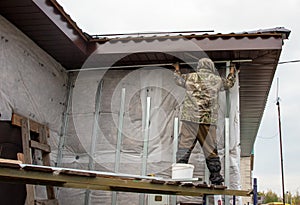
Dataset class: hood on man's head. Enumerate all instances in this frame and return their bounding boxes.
[197,58,217,73]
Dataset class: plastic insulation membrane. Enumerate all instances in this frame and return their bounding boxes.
[0,15,242,205]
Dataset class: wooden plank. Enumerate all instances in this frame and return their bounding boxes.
[211,185,227,190]
[17,153,25,163]
[21,118,35,205]
[165,181,181,186]
[30,140,51,153]
[25,185,35,205]
[0,158,22,164]
[39,125,48,144]
[38,125,56,200]
[0,162,21,169]
[12,113,50,137]
[0,166,251,197]
[39,125,51,166]
[21,118,32,164]
[0,158,22,168]
[181,182,194,187]
[16,116,57,202]
[23,165,54,173]
[150,179,165,184]
[195,183,209,188]
[60,169,97,177]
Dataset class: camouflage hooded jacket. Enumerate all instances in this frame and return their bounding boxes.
[174,68,236,125]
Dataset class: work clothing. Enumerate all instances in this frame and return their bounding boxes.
[176,122,217,160]
[176,122,224,185]
[206,157,224,185]
[174,58,236,185]
[174,68,235,125]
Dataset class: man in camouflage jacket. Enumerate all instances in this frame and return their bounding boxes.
[173,58,236,185]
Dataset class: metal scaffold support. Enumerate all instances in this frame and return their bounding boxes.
[253,178,258,205]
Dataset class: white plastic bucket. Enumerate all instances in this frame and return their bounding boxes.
[171,163,194,179]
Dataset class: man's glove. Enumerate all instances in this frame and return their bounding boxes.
[172,62,180,71]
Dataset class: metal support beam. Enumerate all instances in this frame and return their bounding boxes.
[56,74,74,167]
[85,80,103,205]
[203,194,207,205]
[112,88,126,205]
[253,178,258,205]
[171,117,179,205]
[140,96,151,205]
[141,96,151,175]
[225,61,231,205]
[172,117,179,164]
[114,88,126,173]
[66,60,252,72]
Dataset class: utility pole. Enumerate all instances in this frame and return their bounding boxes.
[276,78,285,205]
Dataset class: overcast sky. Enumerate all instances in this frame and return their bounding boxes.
[57,0,300,196]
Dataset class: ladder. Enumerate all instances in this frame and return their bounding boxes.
[12,113,58,205]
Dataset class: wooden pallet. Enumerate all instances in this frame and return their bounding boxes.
[11,113,58,205]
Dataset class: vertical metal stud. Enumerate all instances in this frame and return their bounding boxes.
[171,117,179,205]
[224,61,231,205]
[112,88,126,205]
[172,117,179,163]
[141,96,151,176]
[85,80,103,205]
[56,74,74,167]
[56,73,74,203]
[139,96,151,205]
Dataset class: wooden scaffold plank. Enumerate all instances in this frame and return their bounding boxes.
[0,165,252,197]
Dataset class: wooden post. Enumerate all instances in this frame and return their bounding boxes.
[39,125,56,200]
[21,118,35,205]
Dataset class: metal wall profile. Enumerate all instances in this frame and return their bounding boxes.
[112,87,126,205]
[56,74,74,167]
[140,96,151,205]
[85,80,103,205]
[171,117,179,205]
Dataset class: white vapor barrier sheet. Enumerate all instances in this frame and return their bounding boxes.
[0,14,241,204]
[0,15,67,200]
[58,67,241,205]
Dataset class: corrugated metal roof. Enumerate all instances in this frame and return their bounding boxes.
[0,0,94,69]
[89,27,290,42]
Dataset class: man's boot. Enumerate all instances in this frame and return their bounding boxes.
[206,157,224,185]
